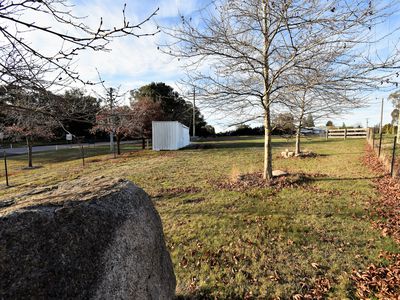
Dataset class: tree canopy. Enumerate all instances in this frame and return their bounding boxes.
[132,82,208,136]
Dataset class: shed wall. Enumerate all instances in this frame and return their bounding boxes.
[152,121,190,151]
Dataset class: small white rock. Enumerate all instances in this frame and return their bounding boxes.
[272,170,288,177]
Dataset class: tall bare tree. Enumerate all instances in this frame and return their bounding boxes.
[163,0,400,180]
[0,0,159,90]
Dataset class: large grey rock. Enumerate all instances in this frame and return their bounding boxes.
[0,177,176,299]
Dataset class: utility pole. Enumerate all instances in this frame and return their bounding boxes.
[192,86,196,137]
[379,98,384,135]
[378,98,384,157]
[366,118,369,128]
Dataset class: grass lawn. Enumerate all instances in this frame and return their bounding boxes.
[0,136,398,298]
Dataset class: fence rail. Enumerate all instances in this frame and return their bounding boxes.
[326,128,367,139]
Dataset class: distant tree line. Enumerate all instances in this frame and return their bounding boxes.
[0,82,214,167]
[219,113,316,136]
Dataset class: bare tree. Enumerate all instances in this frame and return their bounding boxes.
[162,0,400,180]
[277,58,364,155]
[3,88,57,167]
[92,98,163,154]
[92,106,133,155]
[0,0,159,90]
[92,77,129,152]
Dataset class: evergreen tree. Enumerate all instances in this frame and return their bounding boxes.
[305,114,315,127]
[132,82,208,135]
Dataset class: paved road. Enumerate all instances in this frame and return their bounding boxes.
[0,140,140,156]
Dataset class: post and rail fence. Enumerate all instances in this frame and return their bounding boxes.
[326,128,368,139]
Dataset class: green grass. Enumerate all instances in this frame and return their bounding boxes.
[0,136,398,299]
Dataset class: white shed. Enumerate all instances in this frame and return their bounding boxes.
[152,121,190,151]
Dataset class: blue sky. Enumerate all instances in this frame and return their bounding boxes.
[58,0,400,131]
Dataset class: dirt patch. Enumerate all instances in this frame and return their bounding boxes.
[209,172,327,192]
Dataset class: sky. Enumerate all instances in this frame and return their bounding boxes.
[13,0,400,132]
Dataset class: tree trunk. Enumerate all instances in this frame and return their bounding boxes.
[295,128,301,156]
[295,118,304,156]
[295,96,306,156]
[263,108,273,180]
[26,137,33,168]
[142,137,145,150]
[116,135,121,155]
[262,0,272,181]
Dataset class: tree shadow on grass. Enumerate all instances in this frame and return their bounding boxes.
[187,141,289,150]
[175,288,244,300]
[313,175,384,182]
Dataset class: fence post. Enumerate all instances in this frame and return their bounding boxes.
[372,130,375,149]
[344,128,347,140]
[378,130,383,157]
[391,136,397,177]
[81,146,85,167]
[3,151,9,187]
[326,129,329,140]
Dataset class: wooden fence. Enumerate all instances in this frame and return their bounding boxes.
[326,128,367,139]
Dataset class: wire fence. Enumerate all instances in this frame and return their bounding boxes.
[366,128,399,178]
[0,139,152,187]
